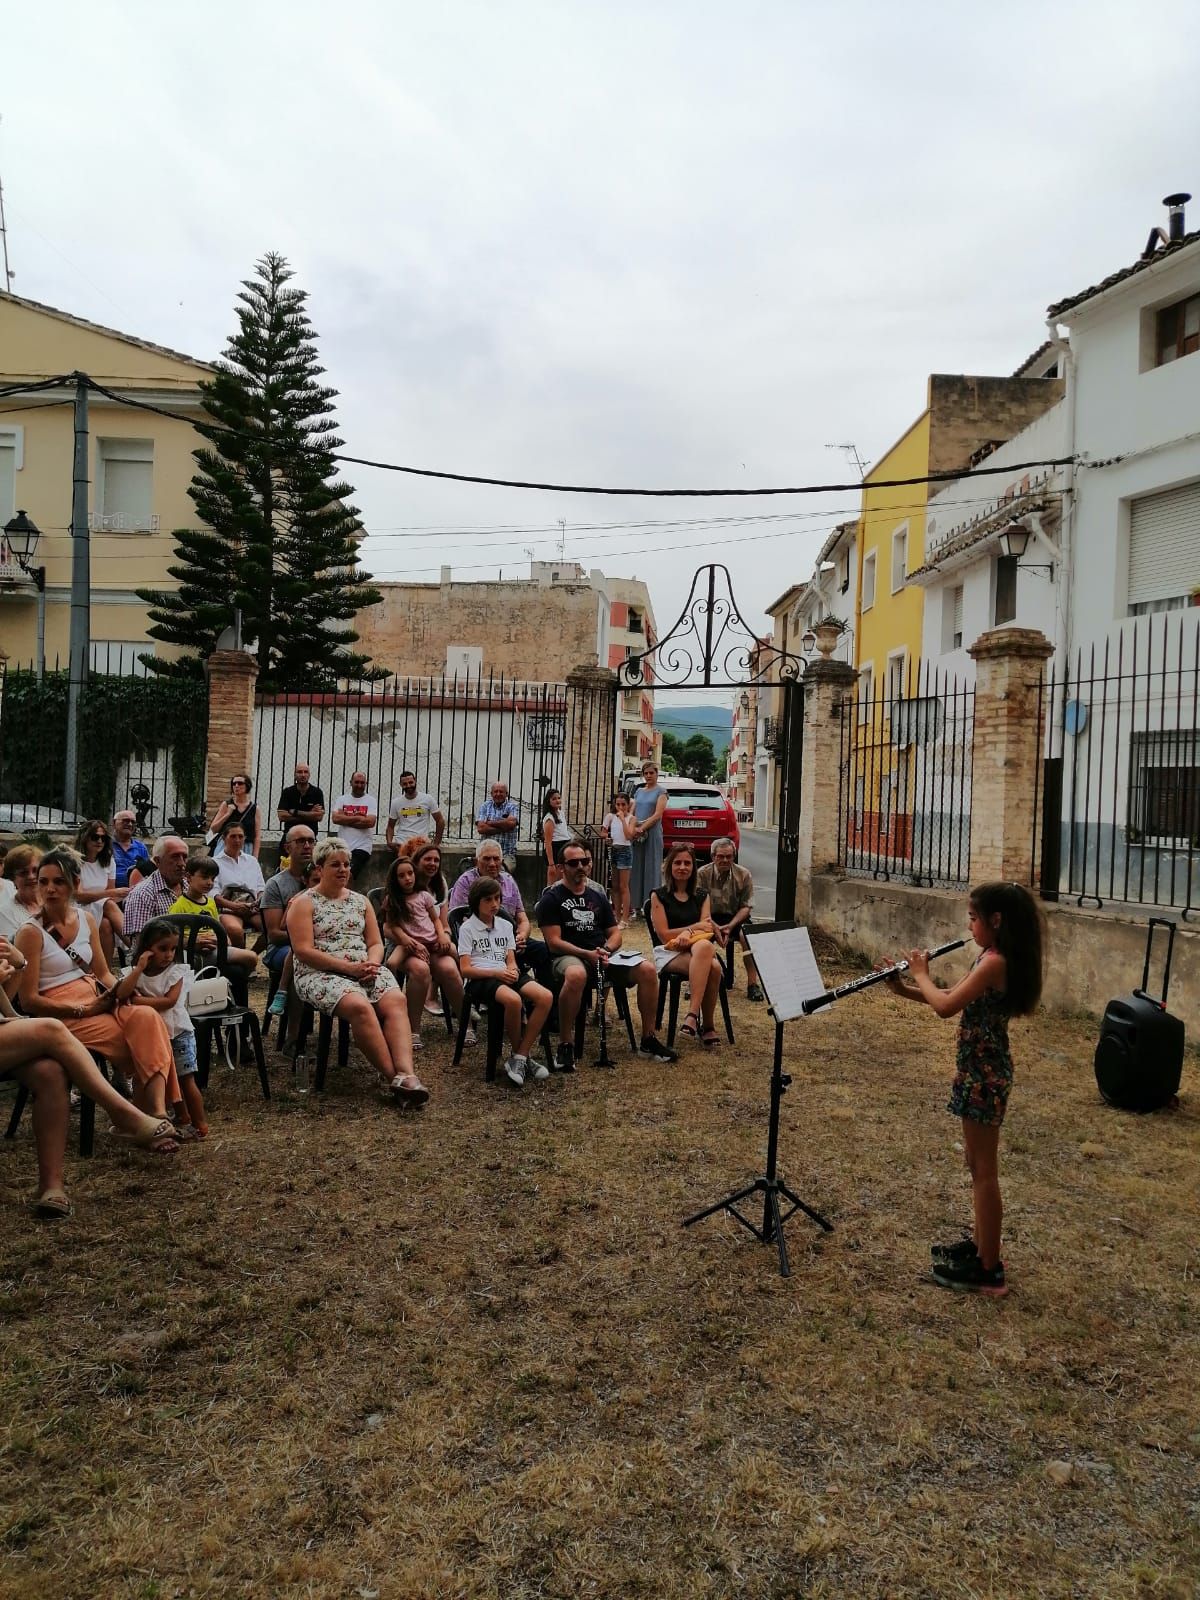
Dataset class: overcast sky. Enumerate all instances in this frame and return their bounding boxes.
[5,0,1198,700]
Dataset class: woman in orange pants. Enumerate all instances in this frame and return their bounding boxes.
[16,850,181,1120]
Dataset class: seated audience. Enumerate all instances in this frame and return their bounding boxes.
[126,917,208,1140]
[73,819,127,964]
[458,875,553,1087]
[386,772,445,853]
[261,825,316,1019]
[169,854,258,979]
[213,823,265,950]
[1,938,178,1218]
[16,850,183,1130]
[120,836,190,939]
[276,762,325,844]
[207,774,262,857]
[409,841,449,909]
[111,810,151,888]
[535,840,676,1072]
[448,840,551,983]
[380,854,466,1049]
[330,771,378,882]
[650,844,722,1047]
[697,838,762,1001]
[287,838,428,1105]
[0,845,42,940]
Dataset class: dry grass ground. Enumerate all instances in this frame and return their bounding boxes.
[2,931,1199,1600]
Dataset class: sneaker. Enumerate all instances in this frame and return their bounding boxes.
[931,1256,1008,1297]
[505,1054,527,1087]
[423,999,443,1017]
[746,983,765,1003]
[555,1041,576,1074]
[411,1032,423,1051]
[639,1035,678,1063]
[463,1027,478,1047]
[529,1056,551,1081]
[268,990,288,1018]
[931,1235,978,1265]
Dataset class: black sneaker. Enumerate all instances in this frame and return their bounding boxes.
[931,1235,978,1265]
[638,1036,678,1063]
[746,983,765,1003]
[554,1041,576,1074]
[931,1255,1008,1298]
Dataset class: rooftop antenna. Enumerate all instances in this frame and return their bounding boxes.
[558,519,567,560]
[825,442,869,480]
[0,128,14,293]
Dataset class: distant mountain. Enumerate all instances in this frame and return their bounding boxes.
[654,704,732,745]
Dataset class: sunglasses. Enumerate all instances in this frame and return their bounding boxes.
[91,831,108,840]
[231,781,248,789]
[564,856,592,868]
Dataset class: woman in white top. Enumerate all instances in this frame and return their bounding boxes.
[541,789,573,887]
[213,822,266,950]
[0,844,42,941]
[73,819,128,965]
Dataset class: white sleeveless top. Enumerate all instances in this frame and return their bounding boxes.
[36,915,96,991]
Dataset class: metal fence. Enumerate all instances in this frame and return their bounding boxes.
[838,659,975,887]
[1035,611,1199,914]
[0,645,208,835]
[252,673,575,848]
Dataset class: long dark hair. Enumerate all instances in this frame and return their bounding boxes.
[542,788,562,823]
[382,854,421,926]
[410,842,448,904]
[75,819,113,869]
[969,881,1044,1016]
[661,843,698,899]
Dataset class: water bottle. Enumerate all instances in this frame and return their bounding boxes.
[294,1052,310,1095]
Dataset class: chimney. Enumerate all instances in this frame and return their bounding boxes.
[1164,192,1191,244]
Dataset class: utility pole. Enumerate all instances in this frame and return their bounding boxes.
[64,372,90,810]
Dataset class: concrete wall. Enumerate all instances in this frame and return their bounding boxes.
[353,577,606,678]
[809,872,1200,1032]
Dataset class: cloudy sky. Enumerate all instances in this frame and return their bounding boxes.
[5,0,1198,678]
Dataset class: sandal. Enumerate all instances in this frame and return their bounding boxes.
[680,1012,701,1039]
[390,1074,430,1108]
[701,1028,720,1049]
[33,1190,72,1220]
[117,1118,180,1156]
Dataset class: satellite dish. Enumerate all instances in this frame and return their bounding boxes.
[1064,699,1088,736]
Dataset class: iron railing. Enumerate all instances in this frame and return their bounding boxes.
[1034,611,1199,914]
[838,659,975,888]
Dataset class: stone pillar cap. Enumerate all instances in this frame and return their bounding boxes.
[205,649,260,678]
[968,627,1054,663]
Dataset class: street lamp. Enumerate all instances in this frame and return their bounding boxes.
[999,521,1055,580]
[3,509,46,681]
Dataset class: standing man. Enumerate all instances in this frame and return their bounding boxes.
[697,838,763,1001]
[387,770,445,852]
[476,780,519,870]
[331,771,378,881]
[111,809,152,889]
[276,763,325,841]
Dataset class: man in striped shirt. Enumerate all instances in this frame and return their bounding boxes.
[122,836,189,938]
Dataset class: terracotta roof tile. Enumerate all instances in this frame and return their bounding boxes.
[1047,231,1200,320]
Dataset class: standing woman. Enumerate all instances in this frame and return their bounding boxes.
[649,844,722,1047]
[15,850,182,1127]
[288,838,429,1105]
[629,762,668,914]
[73,819,127,964]
[207,774,262,858]
[541,788,572,886]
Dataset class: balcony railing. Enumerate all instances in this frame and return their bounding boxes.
[762,716,784,753]
[88,512,161,533]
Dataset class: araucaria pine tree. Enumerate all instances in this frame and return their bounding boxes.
[139,252,381,683]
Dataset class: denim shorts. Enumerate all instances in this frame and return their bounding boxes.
[172,1030,198,1078]
[610,845,633,871]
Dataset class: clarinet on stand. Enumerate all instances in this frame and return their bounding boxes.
[593,957,615,1069]
[801,939,966,1014]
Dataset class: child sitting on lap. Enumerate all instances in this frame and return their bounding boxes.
[127,916,208,1140]
[457,876,553,1089]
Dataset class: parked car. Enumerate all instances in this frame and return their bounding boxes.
[625,776,741,860]
[0,803,88,832]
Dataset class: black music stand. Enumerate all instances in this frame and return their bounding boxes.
[682,919,832,1277]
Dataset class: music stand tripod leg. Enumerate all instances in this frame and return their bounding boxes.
[777,1180,833,1234]
[682,1178,765,1232]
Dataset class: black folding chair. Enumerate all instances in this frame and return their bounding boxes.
[163,914,270,1099]
[5,1050,112,1157]
[643,896,735,1047]
[448,906,555,1080]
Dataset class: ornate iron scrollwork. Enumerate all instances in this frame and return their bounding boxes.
[617,564,806,690]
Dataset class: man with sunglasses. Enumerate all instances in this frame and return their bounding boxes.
[535,841,676,1071]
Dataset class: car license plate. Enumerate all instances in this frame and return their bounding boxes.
[676,820,706,829]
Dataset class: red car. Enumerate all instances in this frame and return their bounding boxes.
[659,779,741,861]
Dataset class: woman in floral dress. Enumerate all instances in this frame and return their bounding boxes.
[288,838,428,1106]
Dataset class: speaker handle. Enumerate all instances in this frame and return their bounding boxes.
[1142,918,1177,1006]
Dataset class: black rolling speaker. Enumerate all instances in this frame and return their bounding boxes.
[1094,918,1185,1113]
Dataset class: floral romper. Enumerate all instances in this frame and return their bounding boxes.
[948,955,1012,1126]
[291,890,399,1015]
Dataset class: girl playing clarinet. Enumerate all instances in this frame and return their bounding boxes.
[886,882,1043,1298]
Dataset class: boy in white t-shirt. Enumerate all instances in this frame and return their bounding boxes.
[126,916,208,1139]
[457,876,553,1088]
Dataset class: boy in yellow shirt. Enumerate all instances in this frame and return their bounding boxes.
[169,856,258,979]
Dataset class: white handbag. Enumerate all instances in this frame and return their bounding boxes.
[186,966,230,1018]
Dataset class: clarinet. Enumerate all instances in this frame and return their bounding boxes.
[594,957,615,1068]
[801,939,967,1014]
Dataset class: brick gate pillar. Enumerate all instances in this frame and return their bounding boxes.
[795,659,857,922]
[564,662,617,833]
[967,627,1053,884]
[204,650,259,821]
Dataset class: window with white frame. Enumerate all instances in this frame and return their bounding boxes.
[891,523,908,592]
[0,427,21,523]
[1128,481,1200,616]
[941,584,964,652]
[96,438,155,530]
[861,551,877,610]
[857,662,873,724]
[885,648,908,710]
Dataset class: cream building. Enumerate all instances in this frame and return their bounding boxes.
[0,294,212,669]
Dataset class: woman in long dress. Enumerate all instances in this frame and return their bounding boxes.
[629,762,668,914]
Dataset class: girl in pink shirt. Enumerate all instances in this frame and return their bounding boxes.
[381,856,466,1049]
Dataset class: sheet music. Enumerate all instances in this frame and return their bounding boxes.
[745,925,827,1022]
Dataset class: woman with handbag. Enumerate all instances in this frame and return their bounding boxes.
[1,938,178,1218]
[15,850,183,1126]
[649,844,723,1048]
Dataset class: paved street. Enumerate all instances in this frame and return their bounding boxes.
[736,824,779,914]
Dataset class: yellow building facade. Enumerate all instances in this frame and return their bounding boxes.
[0,295,212,668]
